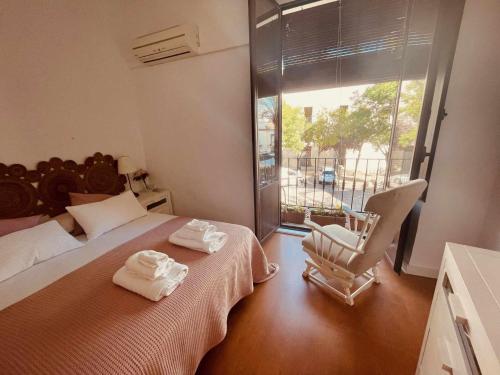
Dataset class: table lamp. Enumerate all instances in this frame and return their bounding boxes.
[118,156,139,197]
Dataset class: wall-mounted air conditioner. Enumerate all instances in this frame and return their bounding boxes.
[133,24,200,66]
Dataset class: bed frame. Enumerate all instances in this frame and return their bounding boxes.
[0,152,126,219]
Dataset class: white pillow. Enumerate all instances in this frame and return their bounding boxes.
[40,212,75,233]
[66,191,147,240]
[0,221,83,282]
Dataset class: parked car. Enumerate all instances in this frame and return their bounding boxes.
[281,167,304,186]
[319,167,336,185]
[259,153,275,168]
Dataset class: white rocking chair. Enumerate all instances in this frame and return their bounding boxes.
[301,179,427,305]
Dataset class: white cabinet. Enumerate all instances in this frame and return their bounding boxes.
[419,288,469,374]
[417,243,500,375]
[137,190,173,215]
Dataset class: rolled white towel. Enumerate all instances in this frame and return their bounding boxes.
[125,252,174,280]
[169,231,228,254]
[113,262,188,301]
[184,219,210,232]
[175,224,216,242]
[137,250,169,267]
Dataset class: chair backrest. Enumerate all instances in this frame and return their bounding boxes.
[348,179,428,275]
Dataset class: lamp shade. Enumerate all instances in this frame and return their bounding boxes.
[117,156,137,175]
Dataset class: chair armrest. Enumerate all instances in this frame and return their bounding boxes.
[303,220,364,254]
[342,207,367,222]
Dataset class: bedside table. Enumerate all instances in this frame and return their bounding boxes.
[137,190,173,215]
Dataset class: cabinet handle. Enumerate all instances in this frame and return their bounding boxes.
[441,363,453,374]
[438,338,454,374]
[443,273,482,375]
[456,318,482,375]
[448,293,468,327]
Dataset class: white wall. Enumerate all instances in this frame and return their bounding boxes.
[9,0,496,243]
[479,170,500,250]
[134,47,254,227]
[111,0,255,229]
[109,0,249,67]
[0,0,145,168]
[1,0,254,228]
[407,0,500,276]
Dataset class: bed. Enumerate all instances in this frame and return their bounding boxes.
[0,154,278,374]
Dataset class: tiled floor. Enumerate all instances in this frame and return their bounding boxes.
[197,233,436,375]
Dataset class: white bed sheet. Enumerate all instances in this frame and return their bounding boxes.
[0,212,174,310]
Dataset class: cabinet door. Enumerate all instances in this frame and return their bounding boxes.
[419,289,469,375]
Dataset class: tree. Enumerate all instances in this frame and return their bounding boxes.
[303,110,338,157]
[398,126,418,149]
[301,105,361,163]
[329,106,351,161]
[349,82,399,158]
[282,81,421,163]
[397,80,425,149]
[401,80,425,121]
[281,103,307,155]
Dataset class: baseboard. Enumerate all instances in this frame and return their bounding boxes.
[402,263,439,279]
[276,227,307,237]
[384,252,438,278]
[384,252,395,267]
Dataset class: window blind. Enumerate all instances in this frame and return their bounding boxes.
[255,12,281,98]
[282,0,436,93]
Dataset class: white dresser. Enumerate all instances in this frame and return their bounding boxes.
[418,243,500,375]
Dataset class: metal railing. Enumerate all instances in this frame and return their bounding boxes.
[281,157,412,214]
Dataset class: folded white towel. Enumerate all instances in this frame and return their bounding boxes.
[184,219,210,232]
[137,250,169,267]
[113,262,188,301]
[169,230,228,254]
[125,252,174,281]
[175,224,216,242]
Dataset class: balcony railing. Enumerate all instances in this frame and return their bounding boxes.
[281,157,412,220]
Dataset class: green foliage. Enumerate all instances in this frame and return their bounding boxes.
[303,106,358,159]
[310,202,345,217]
[282,102,307,155]
[349,82,398,156]
[397,80,425,149]
[303,82,400,159]
[282,80,425,157]
[401,80,425,122]
[286,206,304,213]
[398,126,418,148]
[303,110,339,156]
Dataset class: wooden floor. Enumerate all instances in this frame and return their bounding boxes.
[197,233,436,375]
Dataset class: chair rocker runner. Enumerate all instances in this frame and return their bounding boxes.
[301,179,428,305]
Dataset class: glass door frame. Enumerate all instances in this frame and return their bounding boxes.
[394,0,466,272]
[249,0,283,241]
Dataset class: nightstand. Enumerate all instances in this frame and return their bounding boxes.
[137,190,173,215]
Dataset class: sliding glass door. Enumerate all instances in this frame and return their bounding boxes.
[279,0,434,224]
[249,0,282,241]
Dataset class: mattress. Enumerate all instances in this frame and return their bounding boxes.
[0,214,277,374]
[0,212,174,310]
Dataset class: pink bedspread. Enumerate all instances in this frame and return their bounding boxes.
[0,217,278,375]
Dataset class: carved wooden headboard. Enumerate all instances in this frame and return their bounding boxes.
[0,152,126,219]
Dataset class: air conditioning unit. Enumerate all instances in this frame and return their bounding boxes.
[133,24,200,66]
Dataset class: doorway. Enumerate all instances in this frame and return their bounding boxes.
[250,0,465,259]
